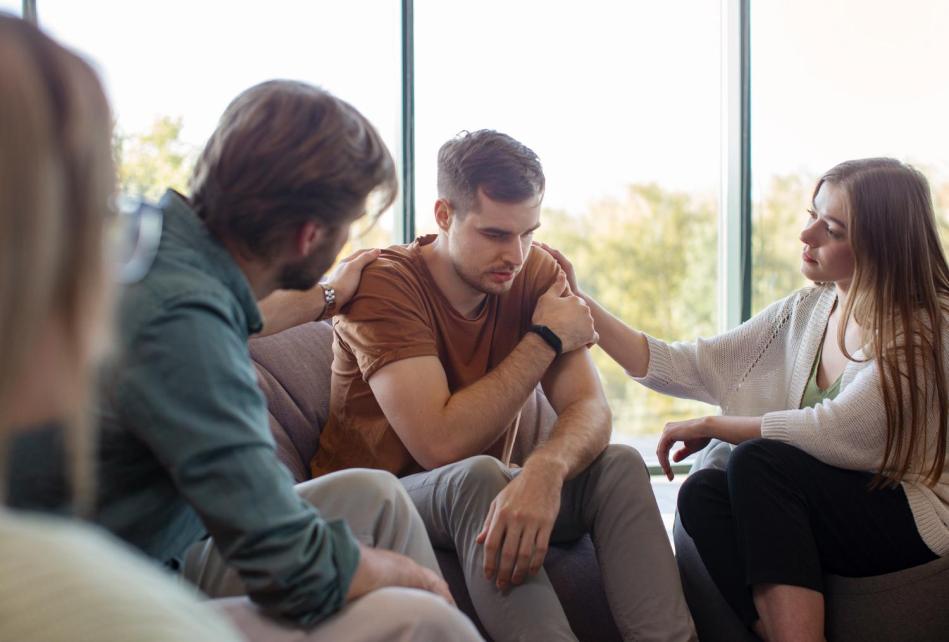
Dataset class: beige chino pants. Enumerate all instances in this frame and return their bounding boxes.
[183,468,482,642]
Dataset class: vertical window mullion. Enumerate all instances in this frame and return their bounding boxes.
[398,0,415,243]
[719,0,752,330]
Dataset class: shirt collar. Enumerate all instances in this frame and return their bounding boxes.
[158,190,263,334]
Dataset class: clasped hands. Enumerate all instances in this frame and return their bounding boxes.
[476,466,562,591]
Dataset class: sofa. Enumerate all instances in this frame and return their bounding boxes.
[674,488,949,641]
[249,320,622,641]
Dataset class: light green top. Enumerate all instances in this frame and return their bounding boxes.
[800,333,842,408]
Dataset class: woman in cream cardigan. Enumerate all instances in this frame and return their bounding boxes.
[541,158,948,641]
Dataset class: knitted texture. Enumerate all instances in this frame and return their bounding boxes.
[0,511,242,642]
[636,284,949,556]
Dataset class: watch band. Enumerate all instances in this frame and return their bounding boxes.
[529,324,562,356]
[319,284,337,320]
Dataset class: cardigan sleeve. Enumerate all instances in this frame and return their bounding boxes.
[634,293,796,407]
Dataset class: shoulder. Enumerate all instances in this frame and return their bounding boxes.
[757,284,833,329]
[121,268,242,345]
[359,243,424,289]
[515,245,561,296]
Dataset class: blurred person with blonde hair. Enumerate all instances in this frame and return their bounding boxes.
[0,13,243,641]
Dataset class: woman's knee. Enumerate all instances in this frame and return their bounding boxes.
[676,468,727,534]
[728,438,798,484]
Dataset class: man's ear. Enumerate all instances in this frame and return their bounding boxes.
[434,198,453,232]
[294,220,326,257]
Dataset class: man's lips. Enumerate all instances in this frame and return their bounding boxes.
[488,271,515,283]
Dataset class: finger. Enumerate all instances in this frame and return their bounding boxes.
[656,432,674,481]
[673,445,693,463]
[544,271,567,297]
[482,511,504,580]
[528,524,552,575]
[477,501,497,545]
[349,247,381,268]
[428,574,455,606]
[510,525,536,586]
[338,247,374,263]
[496,525,524,590]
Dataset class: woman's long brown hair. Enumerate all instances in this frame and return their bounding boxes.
[820,158,949,487]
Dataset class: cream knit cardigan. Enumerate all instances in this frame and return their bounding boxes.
[635,283,949,556]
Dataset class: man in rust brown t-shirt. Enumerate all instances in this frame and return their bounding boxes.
[313,130,695,642]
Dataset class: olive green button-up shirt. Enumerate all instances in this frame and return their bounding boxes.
[95,190,359,626]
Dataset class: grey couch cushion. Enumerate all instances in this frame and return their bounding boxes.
[250,321,333,481]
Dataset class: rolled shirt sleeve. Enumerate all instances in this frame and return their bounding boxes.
[116,297,360,626]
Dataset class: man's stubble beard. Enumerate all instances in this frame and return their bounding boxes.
[278,235,339,291]
[449,254,513,297]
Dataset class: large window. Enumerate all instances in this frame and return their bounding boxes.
[415,0,722,456]
[38,0,402,250]
[0,0,21,16]
[751,0,949,314]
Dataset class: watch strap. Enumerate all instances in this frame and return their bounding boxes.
[529,324,562,356]
[318,284,337,320]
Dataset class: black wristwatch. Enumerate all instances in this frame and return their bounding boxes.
[529,324,562,356]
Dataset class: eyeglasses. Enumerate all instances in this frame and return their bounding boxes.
[109,196,163,284]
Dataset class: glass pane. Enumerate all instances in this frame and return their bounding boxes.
[0,1,21,17]
[751,1,949,313]
[39,0,401,250]
[415,0,722,459]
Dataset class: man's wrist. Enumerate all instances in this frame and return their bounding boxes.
[522,330,559,360]
[522,455,568,486]
[316,284,337,321]
[528,324,562,356]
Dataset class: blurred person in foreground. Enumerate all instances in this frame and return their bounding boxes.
[0,13,242,641]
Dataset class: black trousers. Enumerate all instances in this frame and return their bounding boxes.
[677,438,937,627]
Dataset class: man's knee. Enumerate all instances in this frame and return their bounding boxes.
[360,588,481,641]
[450,455,510,494]
[593,443,648,484]
[299,468,409,511]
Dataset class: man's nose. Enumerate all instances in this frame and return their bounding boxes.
[501,238,525,266]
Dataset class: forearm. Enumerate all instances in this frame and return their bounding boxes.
[430,333,557,465]
[523,398,611,482]
[709,415,762,444]
[257,287,326,337]
[582,294,651,377]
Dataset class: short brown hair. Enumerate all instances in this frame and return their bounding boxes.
[437,129,545,214]
[190,81,397,259]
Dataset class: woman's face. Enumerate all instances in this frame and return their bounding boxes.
[800,181,856,289]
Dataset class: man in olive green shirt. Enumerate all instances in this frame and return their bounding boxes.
[91,82,480,640]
